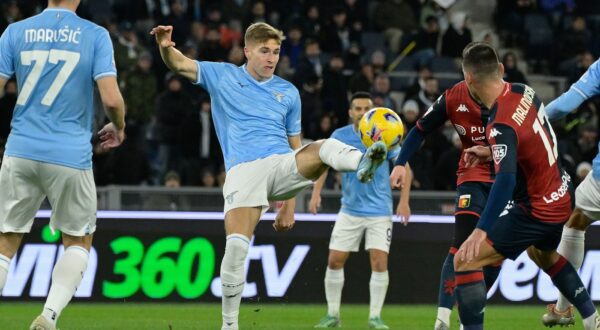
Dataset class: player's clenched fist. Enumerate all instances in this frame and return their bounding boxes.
[389,165,406,189]
[150,25,176,48]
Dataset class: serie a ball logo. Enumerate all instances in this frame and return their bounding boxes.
[358,107,405,149]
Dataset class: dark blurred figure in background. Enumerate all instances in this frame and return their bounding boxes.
[0,79,17,143]
[502,51,528,84]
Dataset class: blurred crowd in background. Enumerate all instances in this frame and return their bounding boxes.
[0,0,597,191]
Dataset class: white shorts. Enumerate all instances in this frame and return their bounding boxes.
[0,156,97,236]
[575,171,600,221]
[329,212,393,253]
[222,150,312,215]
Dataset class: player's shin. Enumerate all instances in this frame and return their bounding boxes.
[454,270,486,330]
[369,271,389,319]
[436,250,456,328]
[318,138,363,172]
[325,267,344,317]
[545,255,597,322]
[555,227,585,312]
[0,253,10,293]
[42,246,89,325]
[221,234,250,328]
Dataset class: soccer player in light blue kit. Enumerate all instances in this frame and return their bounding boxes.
[310,92,412,329]
[0,1,126,329]
[151,23,388,330]
[540,59,600,327]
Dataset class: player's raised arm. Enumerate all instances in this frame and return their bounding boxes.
[150,25,198,82]
[546,59,600,120]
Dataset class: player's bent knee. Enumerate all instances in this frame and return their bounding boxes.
[61,233,93,251]
[566,208,592,231]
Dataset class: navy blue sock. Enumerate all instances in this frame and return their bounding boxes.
[546,255,596,318]
[455,270,486,329]
[483,263,501,289]
[437,250,456,310]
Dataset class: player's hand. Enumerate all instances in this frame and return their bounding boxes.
[464,146,492,168]
[150,25,176,48]
[396,202,411,226]
[273,206,295,232]
[457,228,487,263]
[389,165,406,189]
[98,123,125,151]
[308,194,321,215]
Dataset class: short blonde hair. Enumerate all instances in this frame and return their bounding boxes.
[244,22,285,46]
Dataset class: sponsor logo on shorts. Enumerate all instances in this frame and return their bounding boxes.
[458,194,471,208]
[492,144,507,164]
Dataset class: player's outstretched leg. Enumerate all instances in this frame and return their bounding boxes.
[356,141,387,183]
[296,139,387,183]
[542,209,590,327]
[533,248,599,330]
[31,241,90,330]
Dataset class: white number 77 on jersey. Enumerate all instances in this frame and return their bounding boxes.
[17,49,80,107]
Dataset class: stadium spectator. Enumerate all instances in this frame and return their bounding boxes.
[558,16,591,62]
[321,55,349,126]
[319,7,360,55]
[154,73,193,183]
[198,28,229,62]
[122,52,158,141]
[369,50,387,75]
[349,63,374,93]
[201,168,217,187]
[294,38,326,87]
[0,79,16,142]
[400,99,420,132]
[411,15,441,67]
[412,76,440,114]
[302,4,323,39]
[281,24,304,68]
[441,12,472,58]
[243,0,269,30]
[502,51,528,84]
[113,21,148,76]
[371,74,396,110]
[405,65,434,100]
[300,73,324,139]
[372,0,418,53]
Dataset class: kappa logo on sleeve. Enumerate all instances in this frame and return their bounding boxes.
[489,128,502,139]
[492,144,508,164]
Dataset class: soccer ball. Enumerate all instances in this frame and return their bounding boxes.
[358,107,405,149]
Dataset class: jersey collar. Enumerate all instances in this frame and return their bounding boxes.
[43,8,76,15]
[242,64,274,85]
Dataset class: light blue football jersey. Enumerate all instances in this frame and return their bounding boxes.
[332,125,400,217]
[546,58,600,180]
[0,8,116,169]
[195,61,301,171]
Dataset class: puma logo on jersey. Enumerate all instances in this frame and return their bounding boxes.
[492,144,507,164]
[489,128,502,139]
[456,104,469,112]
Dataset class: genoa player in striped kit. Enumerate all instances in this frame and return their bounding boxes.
[455,42,600,330]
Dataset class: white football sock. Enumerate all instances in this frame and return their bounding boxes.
[325,267,344,317]
[42,246,89,325]
[556,227,586,312]
[0,253,10,293]
[583,311,599,330]
[319,138,363,172]
[369,271,389,319]
[221,234,249,329]
[436,307,452,327]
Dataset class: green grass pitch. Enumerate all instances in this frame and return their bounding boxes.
[0,302,588,329]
